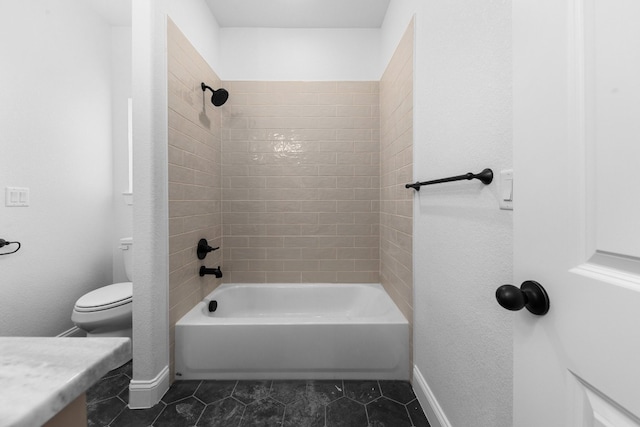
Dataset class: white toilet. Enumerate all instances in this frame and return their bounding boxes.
[72,237,133,338]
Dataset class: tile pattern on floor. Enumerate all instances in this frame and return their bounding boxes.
[87,361,430,427]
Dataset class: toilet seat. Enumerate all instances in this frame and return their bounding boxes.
[74,282,132,312]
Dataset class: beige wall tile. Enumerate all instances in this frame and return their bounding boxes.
[299,176,337,188]
[337,271,380,283]
[337,200,373,212]
[302,271,337,283]
[299,201,337,213]
[167,18,223,380]
[337,176,372,188]
[226,271,267,283]
[265,201,301,213]
[380,21,414,354]
[316,236,354,248]
[283,260,318,271]
[355,236,379,248]
[267,272,302,283]
[266,224,302,236]
[301,247,337,260]
[319,213,354,224]
[283,236,318,248]
[266,248,302,260]
[337,247,373,260]
[300,224,337,235]
[248,260,284,271]
[318,260,355,271]
[249,236,284,247]
[230,247,267,260]
[222,80,380,284]
[336,224,374,236]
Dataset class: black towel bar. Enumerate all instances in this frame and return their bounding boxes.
[405,168,493,191]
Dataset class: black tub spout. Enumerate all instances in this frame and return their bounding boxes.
[199,265,223,278]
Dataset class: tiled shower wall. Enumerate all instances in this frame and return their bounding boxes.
[380,22,414,328]
[167,19,223,377]
[221,82,380,283]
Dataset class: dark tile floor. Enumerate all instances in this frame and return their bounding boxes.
[87,361,431,427]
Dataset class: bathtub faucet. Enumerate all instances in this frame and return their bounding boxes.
[199,265,223,278]
[197,238,219,260]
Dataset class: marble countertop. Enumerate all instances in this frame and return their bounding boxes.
[0,337,131,427]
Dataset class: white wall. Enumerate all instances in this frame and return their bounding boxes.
[383,1,514,426]
[0,1,115,336]
[112,26,133,282]
[167,0,221,71]
[130,0,220,407]
[219,28,380,80]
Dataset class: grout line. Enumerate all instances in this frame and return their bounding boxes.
[230,380,240,398]
[149,401,167,426]
[192,380,209,425]
[364,398,372,427]
[280,403,287,427]
[403,400,415,427]
[191,379,204,400]
[235,399,247,427]
[107,404,126,427]
[193,400,206,426]
[321,400,326,427]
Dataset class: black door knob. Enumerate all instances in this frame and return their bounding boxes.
[495,280,550,315]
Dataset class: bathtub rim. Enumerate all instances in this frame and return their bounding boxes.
[176,282,409,325]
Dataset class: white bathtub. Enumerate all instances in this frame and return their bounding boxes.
[174,283,409,380]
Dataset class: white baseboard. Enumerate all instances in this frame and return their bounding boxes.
[128,365,170,409]
[413,365,453,427]
[57,326,85,337]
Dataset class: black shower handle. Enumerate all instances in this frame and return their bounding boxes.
[197,238,219,260]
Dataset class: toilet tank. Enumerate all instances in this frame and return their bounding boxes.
[119,237,133,281]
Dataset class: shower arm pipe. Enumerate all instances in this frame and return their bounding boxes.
[405,168,493,191]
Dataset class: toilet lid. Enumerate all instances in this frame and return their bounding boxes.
[75,282,132,312]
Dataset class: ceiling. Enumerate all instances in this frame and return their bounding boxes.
[205,0,391,28]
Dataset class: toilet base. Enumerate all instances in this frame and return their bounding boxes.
[72,300,132,340]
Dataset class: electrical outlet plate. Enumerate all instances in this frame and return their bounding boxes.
[5,187,29,207]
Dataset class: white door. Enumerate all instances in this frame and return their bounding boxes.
[512,0,640,425]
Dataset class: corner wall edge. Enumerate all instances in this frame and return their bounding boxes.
[128,365,170,409]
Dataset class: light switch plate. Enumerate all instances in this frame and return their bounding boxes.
[5,187,29,207]
[499,170,513,210]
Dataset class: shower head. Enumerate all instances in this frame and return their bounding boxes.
[201,82,229,107]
